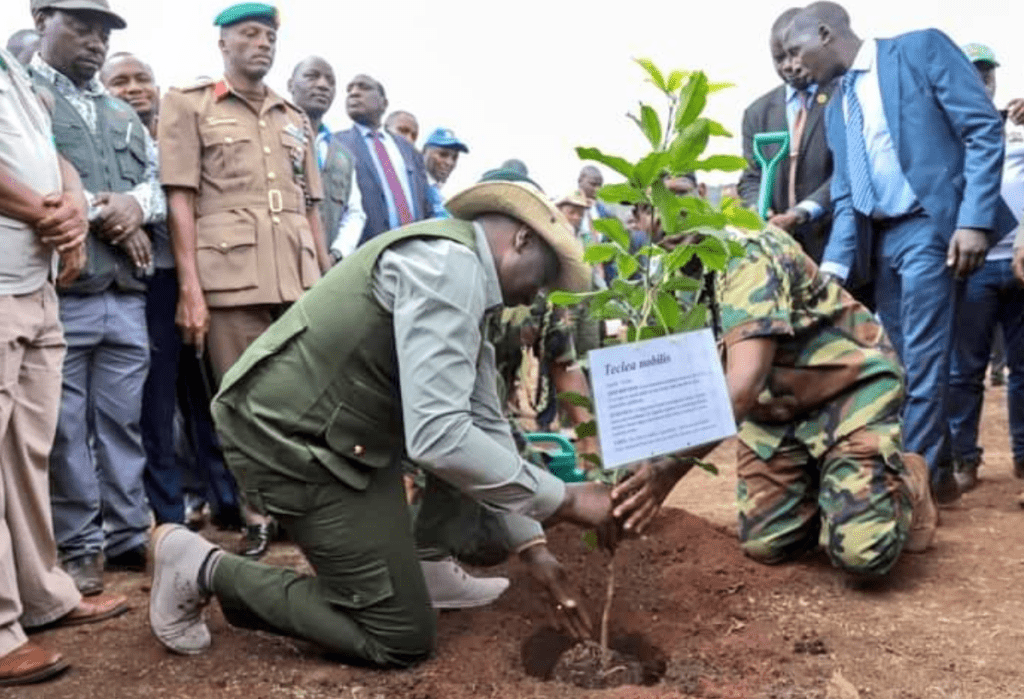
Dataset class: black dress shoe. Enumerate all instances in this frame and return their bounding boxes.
[238,523,273,559]
[105,546,147,572]
[61,553,104,596]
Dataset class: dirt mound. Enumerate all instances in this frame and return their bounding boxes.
[22,507,810,699]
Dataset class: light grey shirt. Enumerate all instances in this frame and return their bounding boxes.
[371,222,565,547]
[0,47,59,295]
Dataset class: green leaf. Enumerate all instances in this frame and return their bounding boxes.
[703,118,733,138]
[669,120,711,173]
[695,236,728,270]
[575,420,598,438]
[616,252,639,278]
[666,69,688,93]
[661,274,702,293]
[583,243,617,264]
[695,459,719,475]
[664,245,696,274]
[576,147,634,180]
[548,290,588,306]
[724,205,763,230]
[639,104,663,149]
[707,81,735,94]
[656,290,681,331]
[627,283,646,308]
[727,239,746,258]
[676,71,709,129]
[679,303,708,330]
[635,57,667,92]
[638,326,666,340]
[581,530,599,552]
[593,217,631,249]
[557,390,593,411]
[650,179,686,235]
[579,453,603,467]
[693,155,748,172]
[631,151,668,189]
[597,183,644,205]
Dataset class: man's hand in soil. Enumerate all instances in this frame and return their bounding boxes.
[520,543,593,641]
[94,192,144,244]
[612,457,695,535]
[35,192,88,253]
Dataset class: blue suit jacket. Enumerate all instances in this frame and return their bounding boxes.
[823,29,1017,286]
[336,126,433,245]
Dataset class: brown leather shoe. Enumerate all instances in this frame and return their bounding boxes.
[55,592,129,627]
[0,642,69,686]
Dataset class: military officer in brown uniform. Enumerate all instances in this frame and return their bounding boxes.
[157,2,330,381]
[158,2,331,557]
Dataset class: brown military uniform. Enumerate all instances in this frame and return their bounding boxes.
[158,77,323,377]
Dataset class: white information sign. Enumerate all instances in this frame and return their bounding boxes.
[588,329,736,469]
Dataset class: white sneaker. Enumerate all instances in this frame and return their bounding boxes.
[149,524,221,654]
[420,557,509,609]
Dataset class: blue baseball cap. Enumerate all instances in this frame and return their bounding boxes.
[424,127,469,153]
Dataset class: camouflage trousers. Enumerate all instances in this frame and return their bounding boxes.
[736,419,913,577]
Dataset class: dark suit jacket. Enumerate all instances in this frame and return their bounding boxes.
[336,126,432,244]
[739,82,835,262]
[824,29,1017,287]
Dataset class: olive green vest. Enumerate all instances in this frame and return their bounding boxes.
[213,219,479,490]
[33,76,150,294]
[320,136,355,248]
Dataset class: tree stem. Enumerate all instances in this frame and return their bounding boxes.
[600,553,616,671]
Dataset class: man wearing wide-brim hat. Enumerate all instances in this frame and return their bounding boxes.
[147,180,614,666]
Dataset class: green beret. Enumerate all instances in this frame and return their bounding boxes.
[214,2,279,28]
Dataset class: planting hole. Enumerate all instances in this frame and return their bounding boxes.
[521,627,667,689]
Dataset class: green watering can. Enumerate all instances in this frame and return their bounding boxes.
[752,131,791,219]
[524,433,587,483]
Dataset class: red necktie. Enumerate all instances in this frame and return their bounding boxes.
[788,91,809,210]
[371,132,414,226]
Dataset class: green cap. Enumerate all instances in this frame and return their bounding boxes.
[213,2,279,28]
[962,43,999,67]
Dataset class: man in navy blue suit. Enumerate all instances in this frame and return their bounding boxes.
[780,2,1017,504]
[332,74,431,259]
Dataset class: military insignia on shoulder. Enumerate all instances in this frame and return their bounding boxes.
[283,122,305,142]
[180,76,216,92]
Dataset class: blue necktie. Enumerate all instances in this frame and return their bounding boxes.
[842,71,878,215]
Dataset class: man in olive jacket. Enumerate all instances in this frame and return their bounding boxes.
[148,181,615,667]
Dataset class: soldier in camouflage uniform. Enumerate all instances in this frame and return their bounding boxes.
[611,221,938,579]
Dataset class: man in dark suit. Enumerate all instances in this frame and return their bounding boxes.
[336,75,431,249]
[739,8,834,263]
[781,1,1017,503]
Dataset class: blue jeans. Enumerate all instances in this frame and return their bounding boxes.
[948,258,1024,464]
[872,214,962,484]
[50,290,151,560]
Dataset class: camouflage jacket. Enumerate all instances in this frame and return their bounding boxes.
[716,226,905,460]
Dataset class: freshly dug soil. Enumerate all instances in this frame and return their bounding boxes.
[20,386,1024,697]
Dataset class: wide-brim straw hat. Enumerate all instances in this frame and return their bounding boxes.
[446,181,590,293]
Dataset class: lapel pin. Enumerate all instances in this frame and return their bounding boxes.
[817,93,829,105]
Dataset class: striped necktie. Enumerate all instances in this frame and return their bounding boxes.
[841,71,878,215]
[787,90,809,210]
[370,131,414,226]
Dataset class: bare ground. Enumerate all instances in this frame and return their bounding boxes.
[17,384,1024,699]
